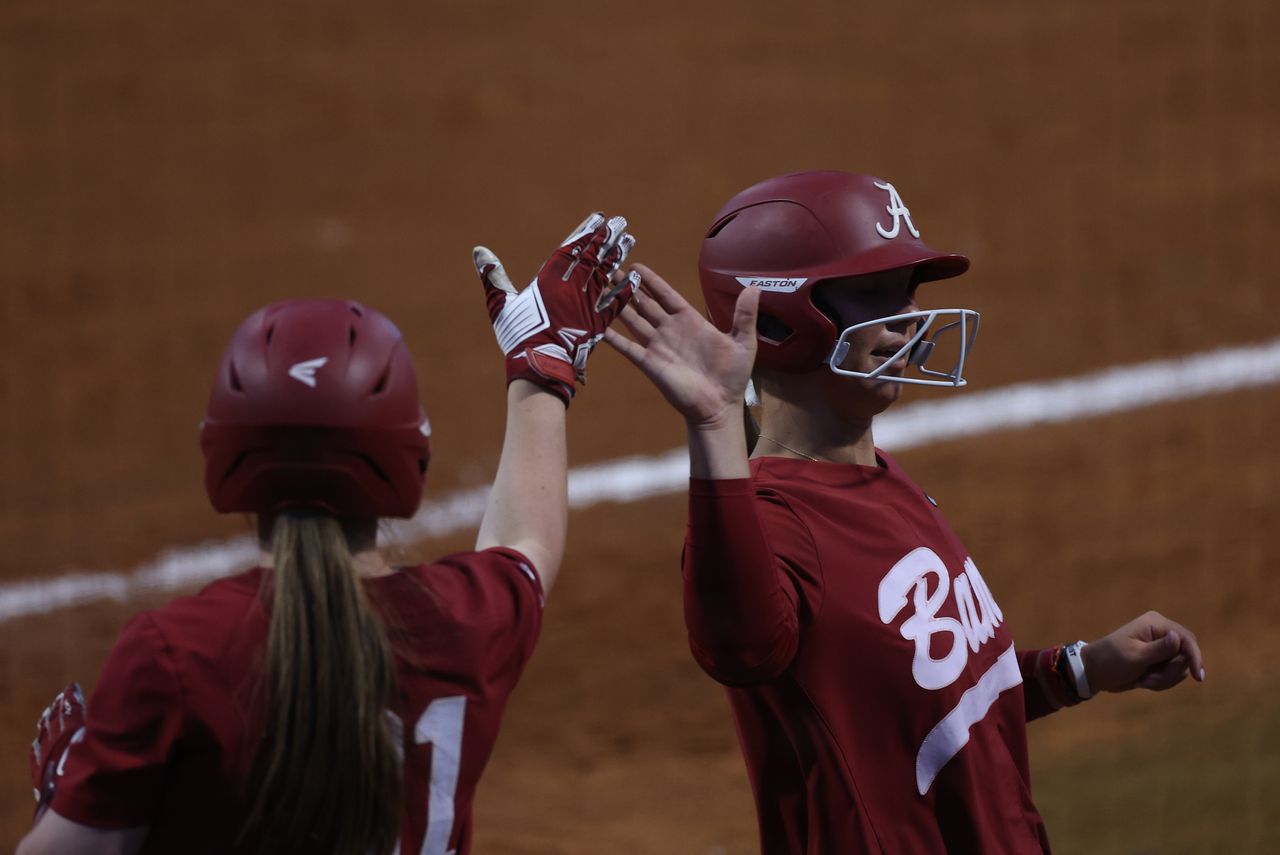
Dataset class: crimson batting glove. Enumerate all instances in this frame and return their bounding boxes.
[30,682,87,821]
[474,212,640,405]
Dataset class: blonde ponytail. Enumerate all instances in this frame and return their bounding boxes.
[244,512,401,854]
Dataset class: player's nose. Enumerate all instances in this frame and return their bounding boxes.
[886,307,920,335]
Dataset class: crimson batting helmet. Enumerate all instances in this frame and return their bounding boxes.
[200,299,431,518]
[699,170,975,379]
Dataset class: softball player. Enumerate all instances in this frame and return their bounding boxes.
[19,213,638,855]
[606,170,1205,853]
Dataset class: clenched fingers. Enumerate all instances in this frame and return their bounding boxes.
[1156,616,1206,682]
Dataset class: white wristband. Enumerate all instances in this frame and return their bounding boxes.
[1064,640,1093,700]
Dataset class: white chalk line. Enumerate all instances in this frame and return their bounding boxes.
[3,337,1279,625]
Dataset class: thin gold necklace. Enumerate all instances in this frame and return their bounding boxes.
[757,434,823,462]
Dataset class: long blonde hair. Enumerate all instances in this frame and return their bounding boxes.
[243,511,401,854]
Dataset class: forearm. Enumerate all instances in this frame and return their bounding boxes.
[684,479,799,684]
[17,811,147,855]
[476,381,568,591]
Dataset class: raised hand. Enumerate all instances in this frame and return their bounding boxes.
[30,682,87,821]
[1082,610,1206,694]
[474,213,639,406]
[604,264,760,430]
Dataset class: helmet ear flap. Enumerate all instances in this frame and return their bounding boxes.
[756,311,794,345]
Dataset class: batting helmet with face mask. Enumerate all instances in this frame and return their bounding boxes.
[698,170,980,386]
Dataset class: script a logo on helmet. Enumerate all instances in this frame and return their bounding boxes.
[287,357,329,388]
[873,180,921,240]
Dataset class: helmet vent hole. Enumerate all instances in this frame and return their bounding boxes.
[371,367,390,395]
[756,313,793,345]
[223,450,251,479]
[349,325,358,347]
[706,214,738,239]
[418,458,428,476]
[265,325,275,345]
[350,304,364,318]
[228,362,243,392]
[357,453,391,484]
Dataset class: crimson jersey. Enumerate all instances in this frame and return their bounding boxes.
[51,547,543,855]
[684,453,1062,854]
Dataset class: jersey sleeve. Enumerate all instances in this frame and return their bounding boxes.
[1018,646,1078,721]
[683,477,823,686]
[51,613,184,829]
[418,546,545,687]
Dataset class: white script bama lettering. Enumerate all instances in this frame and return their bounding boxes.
[877,548,1004,690]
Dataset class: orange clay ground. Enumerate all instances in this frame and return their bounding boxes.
[2,1,1277,851]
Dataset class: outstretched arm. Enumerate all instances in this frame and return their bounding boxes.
[472,214,638,594]
[607,266,806,683]
[475,381,569,589]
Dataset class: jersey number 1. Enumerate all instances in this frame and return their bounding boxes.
[390,695,467,855]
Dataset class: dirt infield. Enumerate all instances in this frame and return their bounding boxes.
[2,0,1277,851]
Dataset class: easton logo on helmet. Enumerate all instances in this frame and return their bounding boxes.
[734,276,808,292]
[873,180,921,240]
[287,357,328,388]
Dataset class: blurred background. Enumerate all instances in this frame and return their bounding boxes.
[2,0,1276,851]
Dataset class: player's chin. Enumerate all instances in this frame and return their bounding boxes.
[861,363,906,400]
[867,378,903,410]
[836,374,901,414]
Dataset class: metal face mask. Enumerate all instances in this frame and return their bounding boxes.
[827,308,981,387]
